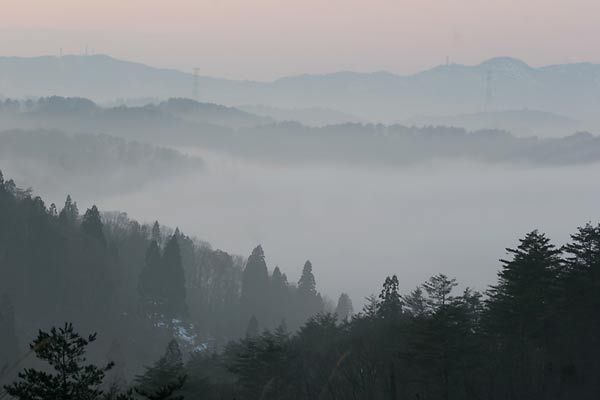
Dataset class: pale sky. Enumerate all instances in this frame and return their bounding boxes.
[1,0,599,80]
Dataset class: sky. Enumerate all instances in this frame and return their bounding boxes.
[1,0,599,80]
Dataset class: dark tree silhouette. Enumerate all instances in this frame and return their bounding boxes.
[378,275,402,318]
[241,246,269,323]
[135,340,186,400]
[81,205,106,247]
[162,235,187,320]
[334,293,353,322]
[3,323,113,400]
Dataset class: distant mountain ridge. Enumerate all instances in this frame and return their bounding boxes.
[3,96,600,168]
[404,109,581,138]
[1,55,599,123]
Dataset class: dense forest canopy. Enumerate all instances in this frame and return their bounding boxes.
[0,172,330,381]
[1,171,600,399]
[3,2,600,397]
[1,55,600,400]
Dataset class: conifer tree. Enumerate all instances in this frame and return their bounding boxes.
[162,235,187,320]
[241,246,269,322]
[81,205,106,247]
[3,323,113,400]
[139,241,163,319]
[423,274,457,311]
[403,286,428,317]
[135,340,186,400]
[378,275,402,319]
[362,294,380,318]
[298,260,317,298]
[59,195,79,224]
[296,260,323,324]
[271,267,288,296]
[269,266,289,326]
[487,230,561,338]
[562,223,600,313]
[335,293,354,322]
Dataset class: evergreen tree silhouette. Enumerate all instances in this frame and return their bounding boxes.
[241,245,269,323]
[335,293,354,322]
[81,205,106,247]
[3,323,113,400]
[162,235,187,320]
[135,340,186,400]
[378,275,402,319]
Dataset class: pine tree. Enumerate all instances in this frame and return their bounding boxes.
[423,274,457,312]
[487,230,561,339]
[135,340,186,400]
[269,266,289,327]
[139,241,163,319]
[59,195,79,225]
[562,223,600,312]
[296,260,323,325]
[484,230,562,399]
[361,294,380,318]
[81,205,106,247]
[378,275,402,319]
[241,246,269,322]
[162,235,187,320]
[3,323,113,400]
[335,293,354,322]
[403,287,428,317]
[298,260,317,298]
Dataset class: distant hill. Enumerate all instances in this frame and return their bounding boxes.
[238,104,364,127]
[404,109,582,138]
[157,98,272,128]
[0,129,202,197]
[0,96,234,146]
[1,55,600,124]
[3,97,600,167]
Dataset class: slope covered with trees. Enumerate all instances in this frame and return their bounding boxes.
[0,172,328,381]
[177,228,600,400]
[0,129,203,196]
[3,97,600,168]
[2,171,600,400]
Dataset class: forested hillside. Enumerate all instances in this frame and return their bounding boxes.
[3,1,599,399]
[0,173,328,382]
[2,171,600,400]
[3,97,600,167]
[0,129,202,196]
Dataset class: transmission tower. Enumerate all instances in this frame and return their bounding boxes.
[193,68,201,101]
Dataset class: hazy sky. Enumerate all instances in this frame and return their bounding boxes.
[2,0,599,80]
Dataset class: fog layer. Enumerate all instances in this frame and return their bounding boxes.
[77,150,600,306]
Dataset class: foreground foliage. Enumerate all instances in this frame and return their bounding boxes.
[2,171,600,399]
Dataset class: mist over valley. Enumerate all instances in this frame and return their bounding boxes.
[2,5,600,397]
